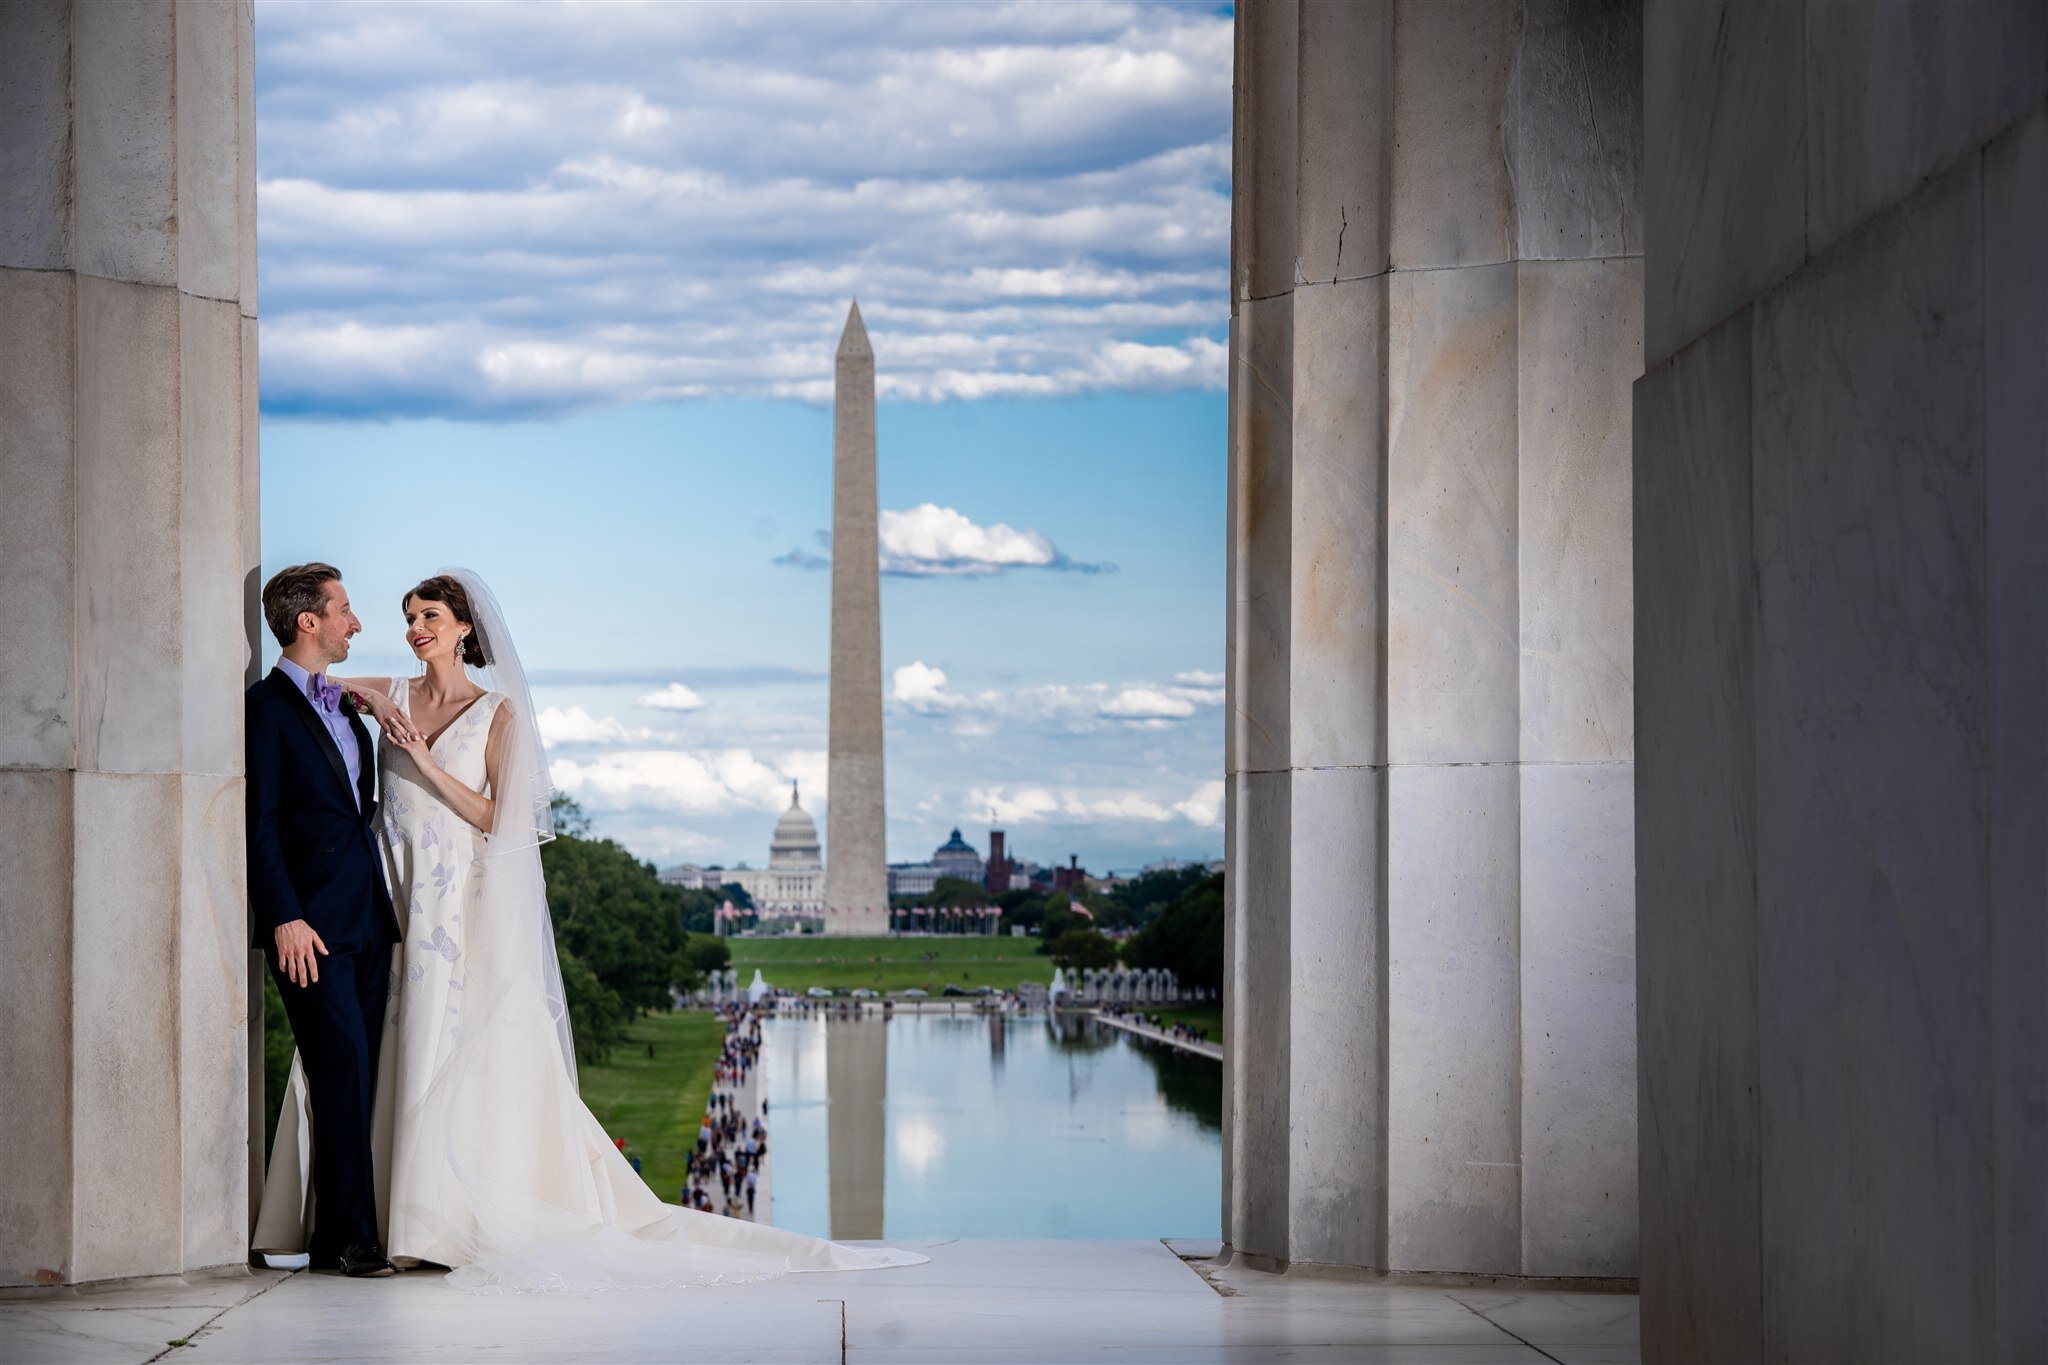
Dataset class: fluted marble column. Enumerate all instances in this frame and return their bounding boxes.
[0,0,260,1285]
[1225,0,1640,1280]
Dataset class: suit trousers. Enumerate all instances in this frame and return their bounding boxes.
[269,943,391,1258]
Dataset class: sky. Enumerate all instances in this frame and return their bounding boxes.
[255,0,1232,875]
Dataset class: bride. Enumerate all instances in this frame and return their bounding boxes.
[254,567,924,1292]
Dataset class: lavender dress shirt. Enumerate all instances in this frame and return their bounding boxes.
[276,655,362,808]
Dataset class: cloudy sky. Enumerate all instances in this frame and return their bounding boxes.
[256,0,1231,874]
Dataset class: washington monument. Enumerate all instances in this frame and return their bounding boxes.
[824,302,889,934]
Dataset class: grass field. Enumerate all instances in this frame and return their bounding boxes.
[1145,1005,1225,1044]
[576,1010,726,1204]
[727,934,1051,994]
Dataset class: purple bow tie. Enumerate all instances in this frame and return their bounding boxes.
[308,673,342,713]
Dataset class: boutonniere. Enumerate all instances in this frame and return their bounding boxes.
[340,688,371,716]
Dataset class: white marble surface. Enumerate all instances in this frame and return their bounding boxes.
[1389,0,1517,270]
[1983,107,2048,1365]
[1284,763,1386,1271]
[1228,292,1293,779]
[1641,0,1804,366]
[1387,261,1519,765]
[0,268,75,770]
[0,769,75,1286]
[1287,274,1386,771]
[1803,0,2046,259]
[1295,0,1389,284]
[1629,312,1762,1365]
[1516,763,1636,1278]
[1752,153,1993,1364]
[1516,258,1638,764]
[0,1243,1640,1365]
[73,0,178,286]
[1387,763,1521,1275]
[1506,0,1642,262]
[1231,0,1296,302]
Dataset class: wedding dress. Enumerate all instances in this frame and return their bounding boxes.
[253,570,924,1293]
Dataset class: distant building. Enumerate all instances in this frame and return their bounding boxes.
[984,829,1013,896]
[930,827,985,884]
[888,863,939,896]
[1053,854,1087,893]
[658,783,825,916]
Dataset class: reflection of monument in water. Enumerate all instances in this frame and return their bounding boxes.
[825,1014,888,1239]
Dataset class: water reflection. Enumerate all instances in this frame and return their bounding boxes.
[825,1014,887,1239]
[763,1011,1221,1241]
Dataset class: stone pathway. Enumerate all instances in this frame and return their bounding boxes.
[686,1011,772,1225]
[1091,1009,1224,1061]
[0,1240,1641,1363]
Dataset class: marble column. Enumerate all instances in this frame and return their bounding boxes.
[0,0,260,1286]
[824,302,890,936]
[1225,0,1640,1279]
[1635,3,2046,1358]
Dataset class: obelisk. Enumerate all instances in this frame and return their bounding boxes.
[824,302,890,935]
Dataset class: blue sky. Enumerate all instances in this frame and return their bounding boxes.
[255,1,1231,873]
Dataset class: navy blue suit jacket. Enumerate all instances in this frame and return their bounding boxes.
[245,668,398,953]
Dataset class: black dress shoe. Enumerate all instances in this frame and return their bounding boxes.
[337,1242,396,1277]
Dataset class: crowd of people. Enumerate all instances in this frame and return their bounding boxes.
[681,1006,769,1219]
[1099,1002,1213,1046]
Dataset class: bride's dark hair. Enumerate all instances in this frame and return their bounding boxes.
[405,574,489,668]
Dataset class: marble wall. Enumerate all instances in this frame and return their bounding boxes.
[0,0,260,1286]
[1636,2,2046,1359]
[1224,0,1640,1280]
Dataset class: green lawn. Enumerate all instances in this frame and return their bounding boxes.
[1141,1005,1225,1044]
[576,1010,727,1204]
[728,934,1052,994]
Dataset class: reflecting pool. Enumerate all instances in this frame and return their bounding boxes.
[759,1011,1221,1241]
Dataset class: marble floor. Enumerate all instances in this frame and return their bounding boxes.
[0,1240,1639,1364]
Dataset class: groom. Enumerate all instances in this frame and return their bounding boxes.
[247,563,400,1278]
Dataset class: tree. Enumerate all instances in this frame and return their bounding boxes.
[1047,928,1120,970]
[549,791,593,839]
[676,887,719,935]
[720,881,755,910]
[541,833,693,1032]
[685,934,731,975]
[923,876,987,909]
[1122,872,1224,994]
[1099,864,1212,931]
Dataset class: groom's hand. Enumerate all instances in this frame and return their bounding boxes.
[275,919,329,987]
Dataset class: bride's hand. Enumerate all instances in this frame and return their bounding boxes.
[381,713,435,768]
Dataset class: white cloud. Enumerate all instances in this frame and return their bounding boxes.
[888,662,1223,731]
[1098,687,1196,720]
[252,1,1231,419]
[891,661,968,712]
[550,747,824,816]
[639,682,706,712]
[964,779,1223,829]
[536,704,661,746]
[1172,669,1223,687]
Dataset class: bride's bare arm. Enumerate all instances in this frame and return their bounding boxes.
[333,676,399,720]
[383,703,509,836]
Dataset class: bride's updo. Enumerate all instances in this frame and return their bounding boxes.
[405,574,490,668]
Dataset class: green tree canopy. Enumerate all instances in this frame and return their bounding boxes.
[923,876,989,908]
[1121,872,1224,994]
[1047,927,1121,970]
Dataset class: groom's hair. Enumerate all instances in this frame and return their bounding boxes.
[262,562,341,647]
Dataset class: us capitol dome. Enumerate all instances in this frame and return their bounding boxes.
[658,782,823,914]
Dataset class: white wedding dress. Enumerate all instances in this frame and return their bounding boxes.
[255,666,924,1293]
